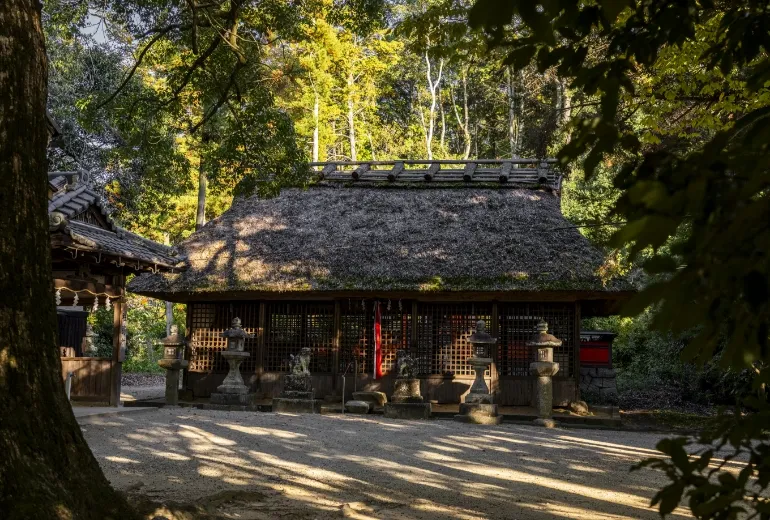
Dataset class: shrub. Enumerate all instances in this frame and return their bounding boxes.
[89,295,186,374]
[584,310,753,409]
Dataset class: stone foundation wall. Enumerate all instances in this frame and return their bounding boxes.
[579,367,618,403]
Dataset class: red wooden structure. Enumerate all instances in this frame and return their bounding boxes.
[579,331,617,368]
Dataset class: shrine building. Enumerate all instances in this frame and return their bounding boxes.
[128,159,634,406]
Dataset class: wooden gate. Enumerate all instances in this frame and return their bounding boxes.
[61,357,114,402]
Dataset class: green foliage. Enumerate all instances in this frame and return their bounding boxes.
[634,403,770,518]
[469,0,770,516]
[587,312,753,408]
[90,295,186,374]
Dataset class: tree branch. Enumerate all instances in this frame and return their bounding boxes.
[165,36,221,104]
[190,61,244,134]
[94,25,178,110]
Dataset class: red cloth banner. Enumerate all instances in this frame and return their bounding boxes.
[374,301,383,379]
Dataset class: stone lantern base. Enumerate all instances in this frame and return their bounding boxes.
[157,358,188,406]
[211,350,252,405]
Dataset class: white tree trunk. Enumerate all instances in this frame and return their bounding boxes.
[347,72,357,162]
[424,51,444,160]
[195,159,206,231]
[560,77,571,143]
[507,66,517,158]
[312,90,319,162]
[439,90,446,156]
[453,69,472,160]
[461,70,471,159]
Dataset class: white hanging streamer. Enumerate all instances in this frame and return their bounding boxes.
[72,293,79,307]
[55,289,61,306]
[92,297,99,313]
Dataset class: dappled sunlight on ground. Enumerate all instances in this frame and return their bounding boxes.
[79,409,698,519]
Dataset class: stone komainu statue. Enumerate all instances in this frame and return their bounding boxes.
[289,347,312,374]
[396,350,418,379]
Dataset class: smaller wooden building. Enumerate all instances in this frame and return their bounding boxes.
[129,159,634,406]
[49,172,179,405]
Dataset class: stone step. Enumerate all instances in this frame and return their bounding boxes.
[345,400,371,414]
[459,403,498,417]
[453,414,503,425]
[383,402,431,420]
[352,391,387,407]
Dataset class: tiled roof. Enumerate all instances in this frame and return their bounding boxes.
[48,174,180,271]
[48,184,112,226]
[66,221,178,268]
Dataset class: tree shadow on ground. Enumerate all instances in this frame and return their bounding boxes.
[80,410,700,519]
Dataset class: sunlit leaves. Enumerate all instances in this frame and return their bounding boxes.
[468,1,770,515]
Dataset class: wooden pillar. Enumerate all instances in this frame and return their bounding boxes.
[109,279,126,407]
[183,303,193,391]
[490,302,499,397]
[410,301,418,353]
[256,301,265,391]
[332,300,341,391]
[411,300,421,397]
[574,302,581,402]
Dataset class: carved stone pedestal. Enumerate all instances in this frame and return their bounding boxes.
[282,373,313,399]
[385,377,431,419]
[272,349,319,413]
[391,378,423,403]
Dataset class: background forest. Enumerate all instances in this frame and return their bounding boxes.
[45,0,757,412]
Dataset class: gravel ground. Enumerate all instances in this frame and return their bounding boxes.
[80,409,713,519]
[121,373,167,402]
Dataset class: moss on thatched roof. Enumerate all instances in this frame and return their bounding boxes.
[128,184,633,296]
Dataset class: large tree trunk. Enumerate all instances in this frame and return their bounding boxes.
[0,2,138,518]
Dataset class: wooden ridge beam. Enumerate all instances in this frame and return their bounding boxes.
[424,163,440,181]
[462,162,477,182]
[387,161,405,182]
[352,163,370,180]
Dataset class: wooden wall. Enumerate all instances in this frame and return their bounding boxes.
[61,357,114,403]
[184,299,581,405]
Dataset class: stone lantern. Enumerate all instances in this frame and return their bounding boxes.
[454,320,502,424]
[81,323,98,357]
[527,320,561,427]
[157,325,188,406]
[210,317,254,405]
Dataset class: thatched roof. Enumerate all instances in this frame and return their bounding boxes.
[128,182,633,297]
